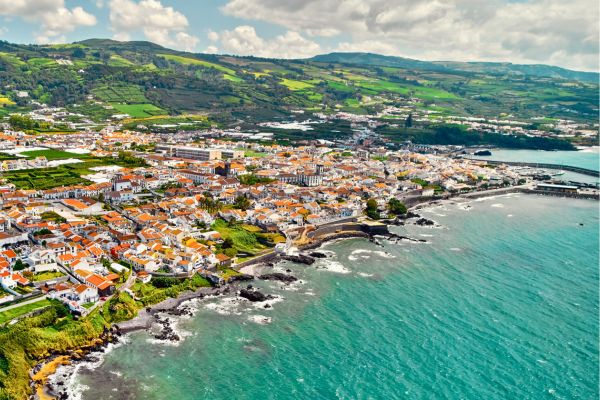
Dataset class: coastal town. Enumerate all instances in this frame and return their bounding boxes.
[0,1,597,397]
[0,122,596,327]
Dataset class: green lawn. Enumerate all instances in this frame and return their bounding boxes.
[243,150,267,158]
[0,299,52,324]
[30,271,65,282]
[18,149,87,160]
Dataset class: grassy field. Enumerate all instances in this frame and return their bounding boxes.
[212,219,266,255]
[280,78,315,90]
[109,103,165,118]
[18,149,87,160]
[0,299,53,325]
[0,97,15,106]
[243,150,267,158]
[212,219,285,255]
[108,55,134,67]
[159,54,237,75]
[92,84,148,103]
[29,271,65,282]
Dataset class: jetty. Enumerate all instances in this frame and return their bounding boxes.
[474,160,599,178]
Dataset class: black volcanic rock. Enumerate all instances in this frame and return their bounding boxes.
[309,252,327,258]
[282,254,315,265]
[258,273,298,283]
[228,274,254,283]
[415,218,435,226]
[239,289,273,302]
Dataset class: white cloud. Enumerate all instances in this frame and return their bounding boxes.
[221,0,599,71]
[207,30,219,42]
[108,0,199,51]
[204,45,219,54]
[0,0,97,43]
[219,25,321,58]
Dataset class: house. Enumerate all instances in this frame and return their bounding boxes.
[73,284,99,304]
[75,269,114,296]
[215,253,232,267]
[136,270,152,284]
[105,191,134,204]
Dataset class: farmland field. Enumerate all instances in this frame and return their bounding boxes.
[92,84,148,103]
[280,79,315,90]
[109,103,165,118]
[159,54,237,75]
[1,156,144,189]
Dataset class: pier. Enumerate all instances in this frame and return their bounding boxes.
[473,160,600,178]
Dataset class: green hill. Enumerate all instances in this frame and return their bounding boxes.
[0,39,597,144]
[310,52,600,83]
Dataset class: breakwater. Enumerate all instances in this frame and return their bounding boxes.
[477,160,600,177]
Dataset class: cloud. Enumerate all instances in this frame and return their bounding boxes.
[207,30,219,42]
[205,45,219,54]
[218,25,321,58]
[108,0,199,51]
[221,0,599,71]
[0,0,97,43]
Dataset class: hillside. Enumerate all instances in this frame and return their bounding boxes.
[310,53,600,83]
[0,39,597,145]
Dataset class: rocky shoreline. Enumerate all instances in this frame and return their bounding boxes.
[32,219,432,399]
[30,327,121,400]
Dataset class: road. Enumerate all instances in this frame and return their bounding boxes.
[0,295,47,314]
[118,268,137,292]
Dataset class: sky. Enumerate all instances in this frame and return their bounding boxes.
[0,0,598,71]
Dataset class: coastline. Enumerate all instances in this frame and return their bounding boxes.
[31,228,376,399]
[31,189,598,399]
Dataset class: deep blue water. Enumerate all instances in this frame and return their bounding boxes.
[64,195,599,400]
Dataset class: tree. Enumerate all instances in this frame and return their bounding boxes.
[388,198,407,216]
[365,198,380,220]
[13,259,26,271]
[222,237,234,249]
[405,113,413,128]
[233,195,251,211]
[71,48,86,58]
[9,115,37,130]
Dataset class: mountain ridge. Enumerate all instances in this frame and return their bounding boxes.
[0,38,597,133]
[309,52,599,83]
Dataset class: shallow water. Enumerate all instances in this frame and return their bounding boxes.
[66,195,599,400]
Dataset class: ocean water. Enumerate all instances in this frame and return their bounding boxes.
[473,148,599,170]
[66,195,599,400]
[468,148,600,185]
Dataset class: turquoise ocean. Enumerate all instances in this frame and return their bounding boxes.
[468,148,600,184]
[60,193,599,400]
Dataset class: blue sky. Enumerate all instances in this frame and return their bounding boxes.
[0,0,598,71]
